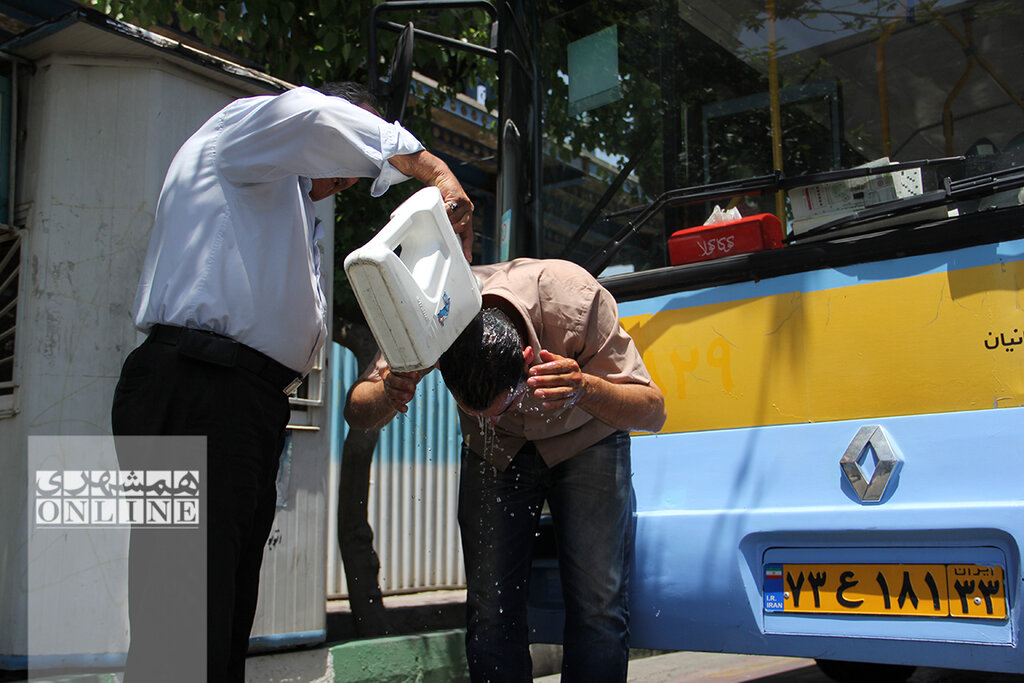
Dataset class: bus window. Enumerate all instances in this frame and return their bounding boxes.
[523,0,1022,275]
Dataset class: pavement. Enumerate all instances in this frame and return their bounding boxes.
[242,590,814,683]
[245,642,815,683]
[10,591,1024,682]
[13,630,1024,683]
[533,652,813,683]
[323,590,467,643]
[248,590,471,682]
[0,592,472,683]
[247,629,470,683]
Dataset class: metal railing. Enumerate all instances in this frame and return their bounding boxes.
[0,229,19,403]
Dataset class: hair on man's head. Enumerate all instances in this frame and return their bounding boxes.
[439,307,525,412]
[318,81,379,113]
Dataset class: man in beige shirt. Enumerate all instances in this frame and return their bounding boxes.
[346,258,665,683]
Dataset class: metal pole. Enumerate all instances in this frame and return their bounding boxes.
[766,0,785,222]
[0,51,27,228]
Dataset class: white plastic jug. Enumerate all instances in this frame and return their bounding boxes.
[344,186,482,372]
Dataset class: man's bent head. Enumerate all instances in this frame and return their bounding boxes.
[439,307,526,416]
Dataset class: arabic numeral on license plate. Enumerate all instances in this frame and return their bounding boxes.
[767,563,1007,620]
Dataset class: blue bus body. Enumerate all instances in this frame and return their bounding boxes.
[529,213,1024,673]
[627,410,1021,671]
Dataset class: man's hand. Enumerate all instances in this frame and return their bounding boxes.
[528,350,586,410]
[528,349,667,433]
[382,367,428,415]
[436,176,474,262]
[344,356,431,430]
[388,150,475,261]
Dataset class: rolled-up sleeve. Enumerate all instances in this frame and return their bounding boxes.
[218,86,424,193]
[369,120,424,196]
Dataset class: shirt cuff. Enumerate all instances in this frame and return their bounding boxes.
[369,121,425,197]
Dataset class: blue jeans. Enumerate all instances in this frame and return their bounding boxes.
[458,431,634,683]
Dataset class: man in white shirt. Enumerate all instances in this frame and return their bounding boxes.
[112,82,473,682]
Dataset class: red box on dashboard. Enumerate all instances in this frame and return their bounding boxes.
[668,213,784,266]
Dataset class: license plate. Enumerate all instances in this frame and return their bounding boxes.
[763,563,1006,619]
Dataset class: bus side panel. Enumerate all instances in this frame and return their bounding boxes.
[627,410,1023,672]
[618,241,1024,436]
[619,238,1024,671]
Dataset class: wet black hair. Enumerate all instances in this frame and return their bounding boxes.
[317,81,379,113]
[439,307,525,412]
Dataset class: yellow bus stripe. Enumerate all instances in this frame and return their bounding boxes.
[622,259,1024,434]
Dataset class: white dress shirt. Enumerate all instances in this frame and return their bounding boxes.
[133,86,424,374]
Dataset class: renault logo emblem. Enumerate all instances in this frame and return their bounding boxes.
[840,425,901,503]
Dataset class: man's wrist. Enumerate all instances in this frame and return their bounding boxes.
[573,373,599,411]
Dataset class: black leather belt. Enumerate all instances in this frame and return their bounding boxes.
[148,324,302,395]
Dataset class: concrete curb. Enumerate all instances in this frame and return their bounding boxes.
[0,632,472,683]
[329,629,469,683]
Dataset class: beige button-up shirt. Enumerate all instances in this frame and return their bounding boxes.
[360,258,653,469]
[460,258,651,469]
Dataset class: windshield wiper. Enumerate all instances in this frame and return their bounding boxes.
[584,156,964,276]
[789,165,1024,243]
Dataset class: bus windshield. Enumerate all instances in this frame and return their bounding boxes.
[530,0,1022,275]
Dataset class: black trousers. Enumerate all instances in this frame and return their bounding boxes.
[111,336,289,682]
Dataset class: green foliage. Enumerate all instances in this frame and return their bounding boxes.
[86,0,367,84]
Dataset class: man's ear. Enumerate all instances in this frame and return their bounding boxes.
[522,346,534,367]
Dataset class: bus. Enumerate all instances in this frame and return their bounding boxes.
[374,0,1024,679]
[536,180,1024,680]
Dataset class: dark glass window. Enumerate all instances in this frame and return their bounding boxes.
[533,0,1023,274]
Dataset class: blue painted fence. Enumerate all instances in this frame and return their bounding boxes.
[326,343,466,596]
